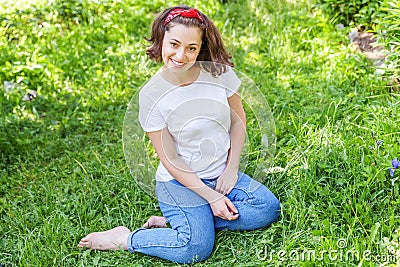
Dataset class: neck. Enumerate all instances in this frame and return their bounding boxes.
[162,65,200,86]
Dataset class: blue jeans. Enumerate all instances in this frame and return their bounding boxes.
[127,172,280,264]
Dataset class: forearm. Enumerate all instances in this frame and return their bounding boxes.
[164,152,238,221]
[162,156,221,203]
[148,129,222,203]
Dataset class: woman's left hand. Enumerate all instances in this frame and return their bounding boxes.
[216,168,238,195]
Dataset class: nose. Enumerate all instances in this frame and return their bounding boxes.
[175,47,186,60]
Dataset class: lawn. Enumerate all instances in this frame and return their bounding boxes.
[1,0,399,266]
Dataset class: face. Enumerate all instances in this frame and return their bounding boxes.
[161,23,203,72]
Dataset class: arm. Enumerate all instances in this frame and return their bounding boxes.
[215,92,247,195]
[147,128,239,220]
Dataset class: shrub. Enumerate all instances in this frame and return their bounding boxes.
[377,1,400,87]
[317,0,383,27]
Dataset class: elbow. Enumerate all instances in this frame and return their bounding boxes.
[160,154,179,170]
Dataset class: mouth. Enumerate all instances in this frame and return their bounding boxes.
[170,58,186,68]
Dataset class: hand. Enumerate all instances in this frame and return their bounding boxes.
[209,194,239,221]
[216,168,238,195]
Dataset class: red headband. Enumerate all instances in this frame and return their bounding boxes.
[163,8,204,26]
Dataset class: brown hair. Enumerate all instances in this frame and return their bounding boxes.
[146,6,233,75]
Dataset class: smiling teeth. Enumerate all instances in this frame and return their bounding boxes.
[172,59,184,66]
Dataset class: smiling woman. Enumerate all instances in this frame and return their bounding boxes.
[145,6,234,75]
[77,4,281,264]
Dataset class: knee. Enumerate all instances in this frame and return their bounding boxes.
[269,197,281,223]
[257,193,281,227]
[259,187,281,223]
[175,238,214,264]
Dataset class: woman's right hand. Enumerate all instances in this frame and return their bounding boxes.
[209,194,239,221]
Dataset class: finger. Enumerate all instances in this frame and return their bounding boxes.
[229,213,239,220]
[217,182,230,195]
[225,185,234,195]
[212,202,231,220]
[225,198,238,214]
[218,187,226,195]
[222,188,229,196]
[215,180,223,193]
[221,207,233,220]
[222,208,239,221]
[222,184,234,195]
[217,187,227,195]
[218,186,229,196]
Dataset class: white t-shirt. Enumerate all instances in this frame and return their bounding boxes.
[139,66,241,182]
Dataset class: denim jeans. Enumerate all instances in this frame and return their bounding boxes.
[127,172,280,264]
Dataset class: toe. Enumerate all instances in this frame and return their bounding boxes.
[78,239,90,248]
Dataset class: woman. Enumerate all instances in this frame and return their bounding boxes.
[78,6,280,264]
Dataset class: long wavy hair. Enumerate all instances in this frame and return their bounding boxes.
[146,6,233,76]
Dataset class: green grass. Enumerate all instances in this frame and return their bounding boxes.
[1,0,400,266]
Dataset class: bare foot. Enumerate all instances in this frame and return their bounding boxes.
[77,226,131,250]
[142,216,167,229]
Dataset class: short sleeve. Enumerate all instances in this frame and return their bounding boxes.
[138,90,166,132]
[222,67,241,97]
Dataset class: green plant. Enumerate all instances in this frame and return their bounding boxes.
[376,1,400,88]
[318,0,383,27]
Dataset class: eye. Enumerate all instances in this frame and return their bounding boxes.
[188,47,197,52]
[170,42,178,47]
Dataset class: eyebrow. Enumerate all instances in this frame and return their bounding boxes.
[170,38,200,46]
